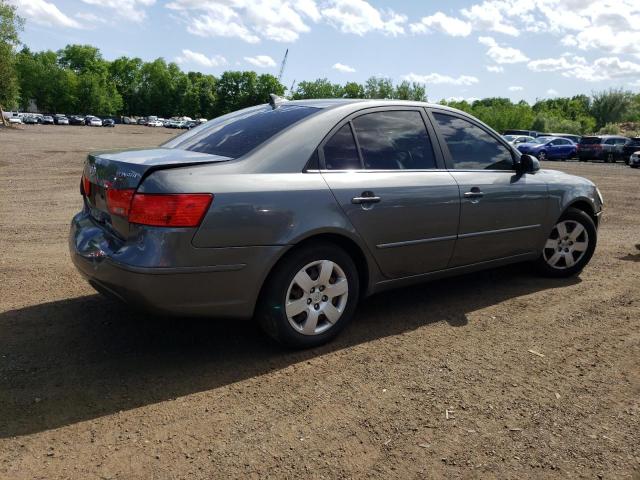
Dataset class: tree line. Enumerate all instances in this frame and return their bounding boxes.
[1,1,639,134]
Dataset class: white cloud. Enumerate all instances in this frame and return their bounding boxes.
[409,12,471,37]
[461,1,519,36]
[461,0,640,59]
[244,55,277,68]
[508,86,524,91]
[528,55,640,82]
[403,73,479,86]
[81,0,155,23]
[176,49,227,68]
[547,88,559,95]
[321,0,406,36]
[479,36,529,64]
[332,62,356,73]
[446,96,480,103]
[9,0,82,28]
[486,65,504,73]
[167,0,319,43]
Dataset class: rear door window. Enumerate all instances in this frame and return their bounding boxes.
[323,123,362,170]
[580,137,602,145]
[432,112,513,170]
[165,104,320,159]
[351,111,437,170]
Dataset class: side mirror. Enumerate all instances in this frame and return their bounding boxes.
[516,154,540,174]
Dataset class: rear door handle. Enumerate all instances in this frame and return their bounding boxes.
[352,192,381,204]
[464,190,484,198]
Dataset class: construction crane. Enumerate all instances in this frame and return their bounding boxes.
[277,49,288,82]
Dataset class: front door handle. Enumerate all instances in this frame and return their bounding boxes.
[352,191,381,204]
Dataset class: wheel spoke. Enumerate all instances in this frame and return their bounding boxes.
[569,223,585,241]
[325,278,348,298]
[302,309,319,335]
[573,241,588,252]
[317,260,334,285]
[285,297,308,318]
[564,252,576,267]
[547,251,562,266]
[323,303,341,324]
[293,270,314,293]
[545,238,559,249]
[556,222,568,238]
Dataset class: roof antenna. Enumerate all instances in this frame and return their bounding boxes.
[269,93,287,109]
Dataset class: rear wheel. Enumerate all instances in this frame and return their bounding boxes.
[606,152,614,163]
[257,242,359,348]
[536,208,597,277]
[538,151,547,161]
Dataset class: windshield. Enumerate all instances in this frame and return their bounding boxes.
[532,136,552,144]
[165,104,320,159]
[503,135,517,141]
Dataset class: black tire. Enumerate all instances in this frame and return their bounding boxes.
[538,151,547,161]
[256,242,360,349]
[535,207,597,278]
[606,152,614,163]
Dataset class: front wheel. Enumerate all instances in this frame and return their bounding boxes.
[535,208,597,277]
[606,152,614,163]
[538,151,547,161]
[257,242,360,348]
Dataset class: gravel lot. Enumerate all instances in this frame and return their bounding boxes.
[1,124,639,479]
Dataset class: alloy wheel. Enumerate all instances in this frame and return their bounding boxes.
[538,151,547,161]
[543,220,589,270]
[285,260,349,335]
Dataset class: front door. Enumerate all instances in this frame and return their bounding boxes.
[319,109,460,279]
[428,109,548,267]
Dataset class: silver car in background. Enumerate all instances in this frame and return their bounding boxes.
[70,99,603,348]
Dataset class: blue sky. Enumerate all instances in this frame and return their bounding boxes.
[10,0,640,103]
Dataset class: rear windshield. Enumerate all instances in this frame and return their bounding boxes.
[580,137,602,145]
[628,138,640,146]
[164,104,320,158]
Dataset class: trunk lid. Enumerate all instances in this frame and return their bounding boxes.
[82,147,229,237]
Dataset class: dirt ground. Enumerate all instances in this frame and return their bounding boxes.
[1,124,639,479]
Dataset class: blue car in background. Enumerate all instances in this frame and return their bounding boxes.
[516,136,577,161]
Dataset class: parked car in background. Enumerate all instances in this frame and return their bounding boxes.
[147,120,163,127]
[622,137,640,165]
[102,118,115,127]
[197,118,208,124]
[503,134,535,146]
[137,118,148,125]
[84,115,102,127]
[503,129,539,137]
[57,116,69,125]
[54,114,67,124]
[549,133,581,144]
[578,135,630,162]
[23,115,39,125]
[42,116,54,125]
[68,115,84,125]
[71,99,603,348]
[629,151,640,168]
[8,117,23,124]
[516,136,577,161]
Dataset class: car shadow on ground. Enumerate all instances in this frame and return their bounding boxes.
[0,265,580,438]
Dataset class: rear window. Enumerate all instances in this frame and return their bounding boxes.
[580,137,602,145]
[165,104,319,158]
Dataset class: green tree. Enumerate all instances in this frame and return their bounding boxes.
[364,76,393,99]
[590,88,634,128]
[0,0,23,111]
[291,78,343,99]
[342,82,365,98]
[109,56,143,115]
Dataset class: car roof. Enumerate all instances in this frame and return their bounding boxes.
[283,98,466,114]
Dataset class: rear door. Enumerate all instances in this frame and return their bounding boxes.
[427,109,548,267]
[320,108,460,279]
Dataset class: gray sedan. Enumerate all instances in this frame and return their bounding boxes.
[70,99,603,348]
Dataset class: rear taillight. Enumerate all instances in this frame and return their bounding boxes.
[129,194,213,227]
[106,188,135,216]
[82,175,91,196]
[104,187,213,228]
